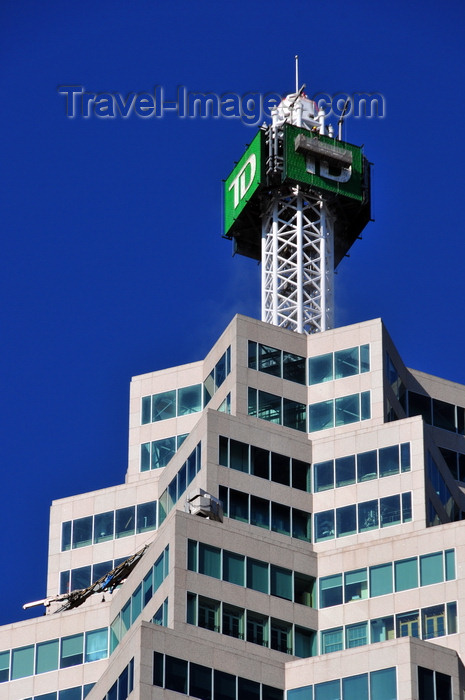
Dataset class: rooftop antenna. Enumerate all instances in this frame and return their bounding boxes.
[338,98,351,140]
[295,54,299,93]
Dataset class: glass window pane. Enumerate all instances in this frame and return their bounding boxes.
[94,511,114,543]
[309,400,334,432]
[396,610,419,638]
[314,460,334,492]
[132,584,142,622]
[402,492,412,522]
[228,608,250,647]
[214,669,236,700]
[238,677,260,700]
[72,516,93,548]
[319,575,343,609]
[408,391,432,424]
[309,354,333,385]
[345,622,368,648]
[370,668,397,700]
[251,445,269,479]
[198,596,219,632]
[204,371,214,406]
[344,569,367,602]
[262,685,284,700]
[11,645,34,680]
[271,503,290,535]
[342,674,368,700]
[360,391,371,420]
[141,395,151,424]
[219,435,228,466]
[395,557,418,591]
[270,565,292,600]
[137,501,157,533]
[433,398,456,431]
[85,628,108,662]
[292,459,311,492]
[62,521,71,551]
[422,604,445,640]
[447,601,457,634]
[400,442,411,471]
[165,655,187,693]
[60,570,70,594]
[335,347,359,378]
[378,445,399,477]
[250,495,270,529]
[199,543,221,578]
[71,566,91,591]
[369,563,392,597]
[283,352,306,384]
[258,391,282,424]
[229,489,249,522]
[59,689,81,700]
[36,639,59,674]
[215,352,228,389]
[287,686,312,699]
[320,628,343,654]
[360,344,370,373]
[315,510,335,542]
[335,394,360,426]
[188,539,197,571]
[336,505,356,538]
[143,568,153,606]
[178,462,186,497]
[178,384,201,415]
[223,550,245,586]
[358,500,378,532]
[60,634,83,669]
[294,572,314,607]
[420,552,443,586]
[248,340,257,369]
[335,455,355,487]
[445,549,455,580]
[151,437,176,470]
[115,506,135,538]
[0,651,9,683]
[152,390,176,421]
[230,439,249,472]
[418,667,434,700]
[357,450,377,482]
[258,344,281,376]
[292,509,311,542]
[271,452,290,486]
[370,616,394,643]
[380,494,401,527]
[270,619,291,653]
[141,442,151,471]
[247,558,269,593]
[248,387,257,417]
[190,662,212,700]
[294,626,314,658]
[247,611,268,647]
[283,398,307,432]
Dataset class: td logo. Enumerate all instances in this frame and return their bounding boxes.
[228,154,257,209]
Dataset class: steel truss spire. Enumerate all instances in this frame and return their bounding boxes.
[261,187,334,334]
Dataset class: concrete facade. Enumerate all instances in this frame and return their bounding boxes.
[1,314,465,699]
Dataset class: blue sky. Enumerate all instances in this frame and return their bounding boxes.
[1,0,464,626]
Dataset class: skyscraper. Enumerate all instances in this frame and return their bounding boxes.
[1,89,464,700]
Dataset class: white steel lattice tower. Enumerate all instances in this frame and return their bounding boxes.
[223,88,370,335]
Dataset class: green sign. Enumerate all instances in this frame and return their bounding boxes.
[284,124,364,201]
[224,130,263,236]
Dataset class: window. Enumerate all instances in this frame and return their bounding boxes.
[309,400,333,432]
[420,552,443,586]
[270,566,292,601]
[137,501,156,533]
[357,450,377,481]
[314,460,334,492]
[358,500,378,532]
[152,389,176,422]
[380,495,401,527]
[166,655,188,694]
[247,612,268,647]
[199,543,221,579]
[370,668,397,700]
[247,559,269,594]
[369,563,393,597]
[115,507,135,538]
[250,496,270,529]
[60,634,83,669]
[396,610,419,638]
[320,628,343,654]
[335,455,355,487]
[336,505,356,537]
[395,557,418,591]
[379,445,399,477]
[72,516,92,549]
[315,510,334,542]
[0,651,9,683]
[346,622,368,648]
[36,640,59,674]
[85,629,108,662]
[223,550,244,586]
[309,353,333,384]
[370,616,394,643]
[94,511,114,543]
[198,597,219,632]
[319,575,342,608]
[222,604,244,640]
[344,569,367,602]
[178,384,201,415]
[418,666,451,700]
